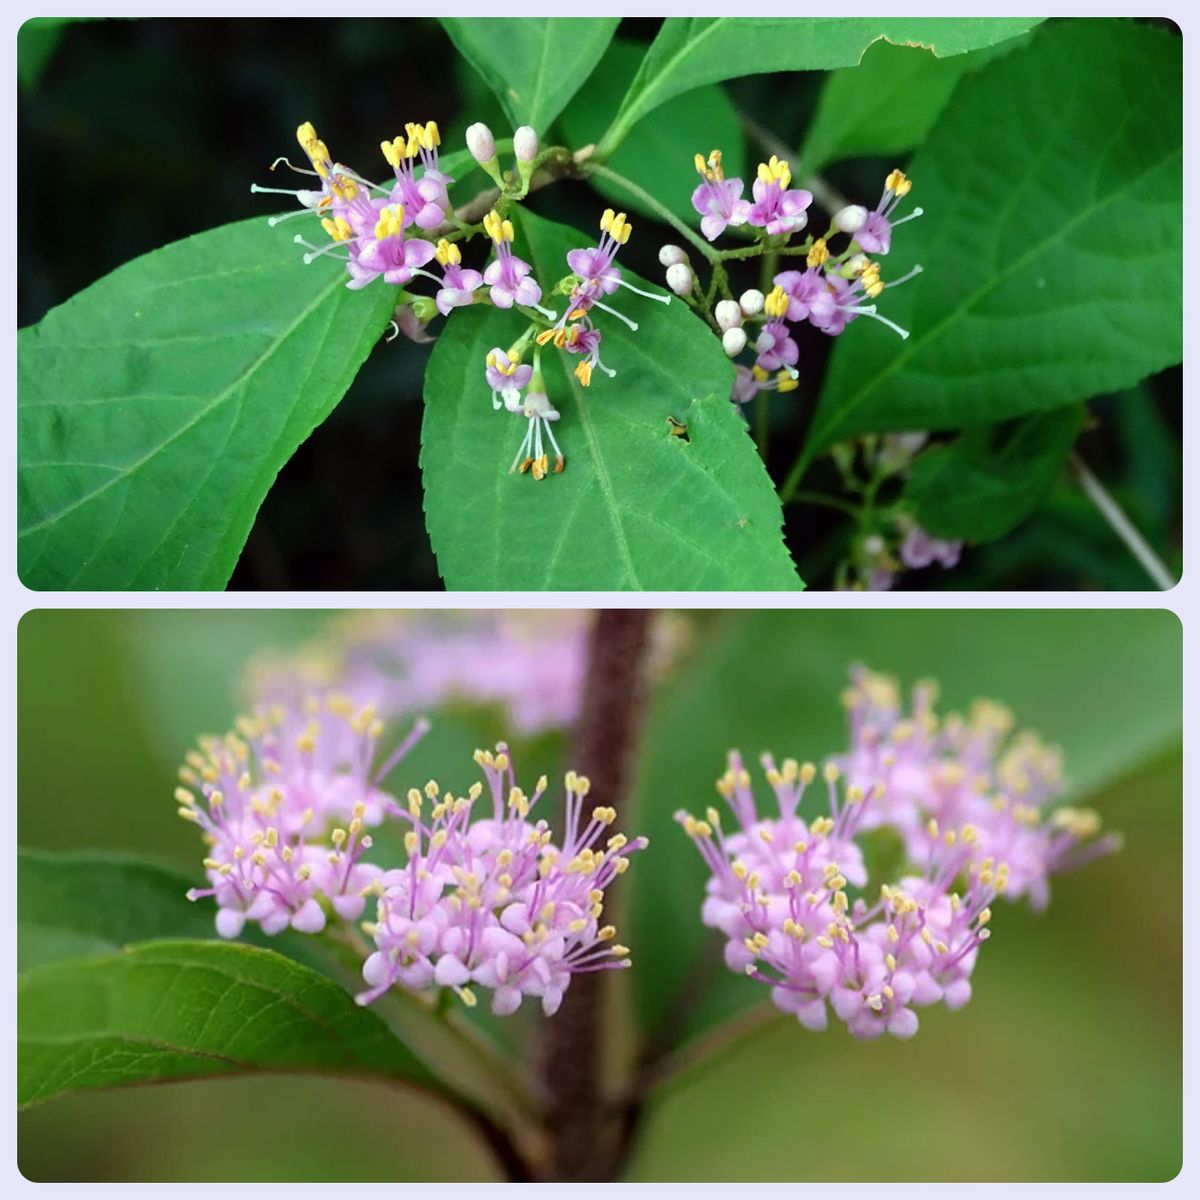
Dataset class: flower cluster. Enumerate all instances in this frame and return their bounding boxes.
[254,121,671,482]
[358,746,647,1015]
[677,667,1117,1039]
[662,155,924,402]
[176,695,429,938]
[177,693,647,1015]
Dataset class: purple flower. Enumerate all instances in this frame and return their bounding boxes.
[754,319,799,372]
[854,169,923,255]
[381,121,454,231]
[355,745,648,1015]
[177,698,429,938]
[484,346,533,411]
[691,150,751,242]
[900,525,963,571]
[433,238,483,316]
[482,210,544,310]
[772,266,826,322]
[730,363,799,405]
[346,203,437,290]
[555,320,616,388]
[746,157,812,237]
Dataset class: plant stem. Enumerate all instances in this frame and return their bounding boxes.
[538,610,652,1182]
[580,162,719,264]
[1070,452,1175,589]
[788,489,862,520]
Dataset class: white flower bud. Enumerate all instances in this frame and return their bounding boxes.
[658,244,688,268]
[513,126,539,164]
[722,327,748,357]
[665,263,693,296]
[466,122,497,166]
[840,253,871,280]
[834,204,868,234]
[739,288,764,316]
[715,300,742,331]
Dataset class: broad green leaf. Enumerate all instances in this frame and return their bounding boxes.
[802,21,1182,463]
[18,217,397,590]
[628,608,1181,1056]
[18,940,436,1107]
[799,36,1024,173]
[595,18,1043,158]
[421,208,802,590]
[558,39,746,227]
[17,848,329,976]
[440,17,620,135]
[904,406,1086,542]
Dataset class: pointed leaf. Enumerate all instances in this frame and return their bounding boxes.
[18,940,437,1107]
[596,17,1043,157]
[441,17,620,134]
[420,209,801,590]
[804,21,1182,460]
[18,217,397,589]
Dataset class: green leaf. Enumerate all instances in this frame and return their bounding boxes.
[440,17,620,135]
[799,36,1025,173]
[595,18,1043,158]
[628,608,1181,1058]
[558,39,746,227]
[803,20,1182,462]
[904,406,1086,542]
[18,217,397,590]
[17,848,330,977]
[18,940,436,1107]
[420,209,802,590]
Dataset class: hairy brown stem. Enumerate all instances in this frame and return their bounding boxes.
[538,609,652,1181]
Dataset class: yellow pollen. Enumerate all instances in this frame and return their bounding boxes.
[374,205,405,240]
[756,155,792,189]
[575,360,594,387]
[763,285,789,319]
[885,169,912,197]
[807,239,829,268]
[599,208,632,245]
[483,210,514,244]
[435,238,462,267]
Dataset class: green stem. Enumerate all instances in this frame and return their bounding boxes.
[1070,452,1175,589]
[579,162,719,264]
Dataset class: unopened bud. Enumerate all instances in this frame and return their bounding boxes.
[834,204,868,234]
[665,263,693,296]
[722,327,747,356]
[466,122,497,166]
[739,288,764,316]
[514,125,539,164]
[658,243,688,268]
[411,295,438,322]
[715,300,742,331]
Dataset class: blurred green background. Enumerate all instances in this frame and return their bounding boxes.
[18,609,1180,1180]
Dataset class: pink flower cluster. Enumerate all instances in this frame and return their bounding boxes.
[357,744,647,1015]
[177,695,428,938]
[677,668,1118,1039]
[177,693,646,1016]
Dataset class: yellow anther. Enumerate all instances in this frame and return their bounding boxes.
[331,828,347,848]
[575,360,594,387]
[609,944,630,957]
[886,924,899,944]
[806,239,829,268]
[885,952,897,972]
[592,806,617,825]
[374,204,405,241]
[763,285,789,319]
[404,831,419,856]
[823,762,841,785]
[756,155,792,189]
[599,208,632,245]
[483,210,514,244]
[434,238,462,267]
[885,169,912,197]
[598,925,616,940]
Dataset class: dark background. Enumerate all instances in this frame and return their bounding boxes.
[18,18,1182,590]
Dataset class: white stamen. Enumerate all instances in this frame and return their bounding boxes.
[385,320,400,343]
[542,417,564,460]
[849,304,910,340]
[590,299,638,331]
[532,302,559,320]
[271,156,319,176]
[891,207,924,228]
[252,183,306,197]
[266,208,317,227]
[615,277,671,304]
[885,263,924,289]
